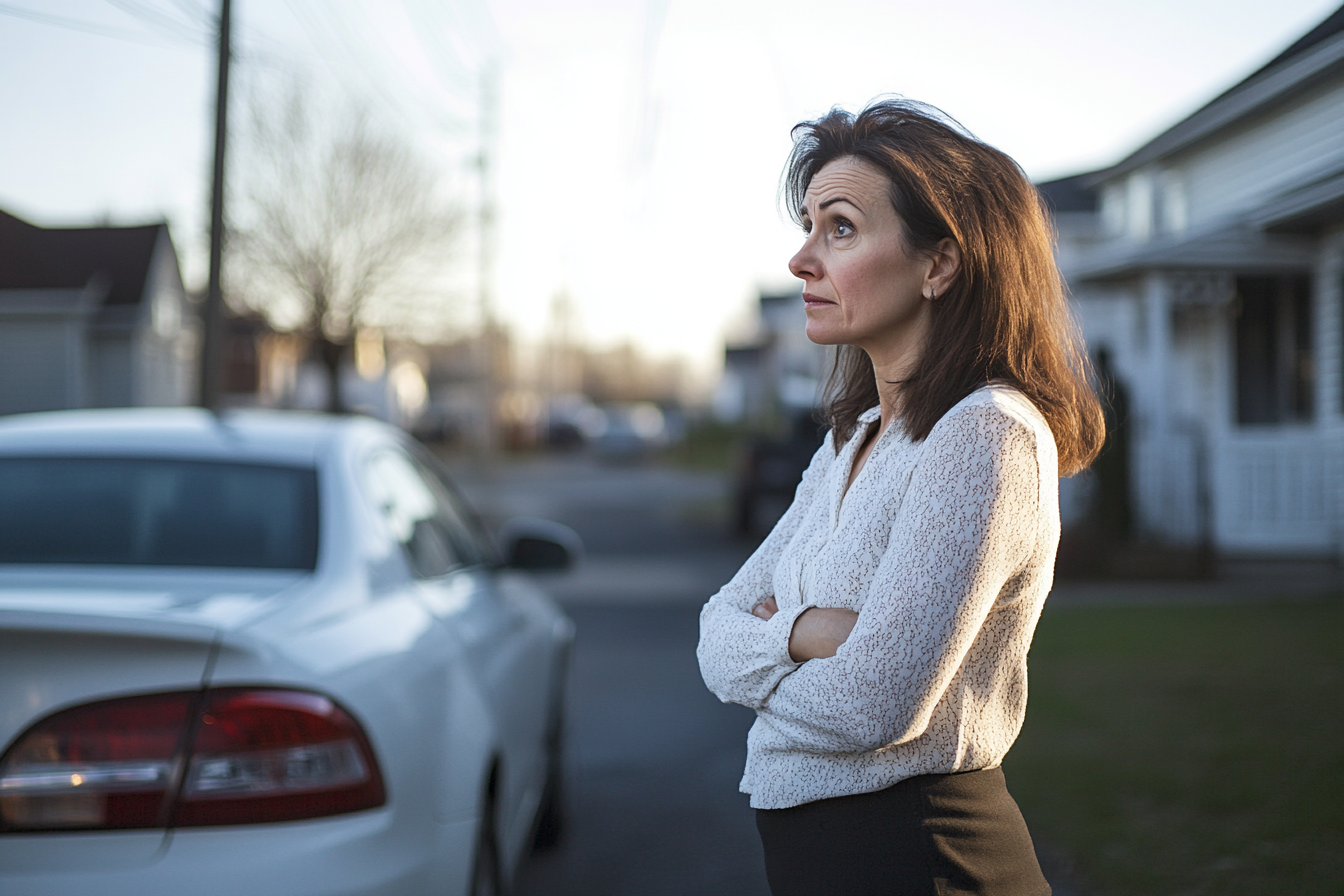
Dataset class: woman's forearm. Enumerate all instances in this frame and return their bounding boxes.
[752,596,859,661]
[787,607,859,661]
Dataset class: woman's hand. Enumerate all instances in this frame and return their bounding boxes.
[751,596,779,620]
[788,607,858,662]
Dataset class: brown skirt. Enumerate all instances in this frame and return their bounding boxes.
[755,767,1051,896]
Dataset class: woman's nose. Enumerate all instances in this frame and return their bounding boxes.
[789,240,818,281]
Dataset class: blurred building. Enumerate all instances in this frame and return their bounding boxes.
[413,330,507,446]
[716,288,830,427]
[1043,5,1344,558]
[0,209,195,414]
[579,341,687,407]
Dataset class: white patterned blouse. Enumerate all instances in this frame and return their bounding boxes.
[697,384,1060,810]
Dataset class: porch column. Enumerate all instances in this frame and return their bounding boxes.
[1143,272,1171,437]
[1316,228,1344,425]
[1138,271,1173,541]
[1317,228,1344,561]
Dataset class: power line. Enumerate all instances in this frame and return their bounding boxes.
[0,1,192,46]
[103,0,209,43]
[167,0,208,19]
[283,0,477,139]
[282,0,407,121]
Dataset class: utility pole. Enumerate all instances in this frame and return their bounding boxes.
[198,0,231,409]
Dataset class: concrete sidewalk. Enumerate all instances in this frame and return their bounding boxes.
[533,551,752,607]
[534,552,1343,610]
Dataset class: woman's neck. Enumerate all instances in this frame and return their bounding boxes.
[866,340,925,432]
[861,304,931,431]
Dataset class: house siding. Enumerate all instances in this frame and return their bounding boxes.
[1053,25,1344,558]
[0,318,81,414]
[90,334,134,407]
[135,228,194,406]
[1180,78,1344,232]
[0,218,196,416]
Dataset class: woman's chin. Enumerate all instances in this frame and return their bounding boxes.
[805,321,846,346]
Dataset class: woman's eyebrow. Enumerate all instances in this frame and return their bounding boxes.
[819,196,860,212]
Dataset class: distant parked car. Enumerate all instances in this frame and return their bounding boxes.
[0,409,577,896]
[590,403,668,462]
[735,411,826,536]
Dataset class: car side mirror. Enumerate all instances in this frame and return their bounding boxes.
[498,518,583,572]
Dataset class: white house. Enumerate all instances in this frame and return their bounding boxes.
[716,288,831,426]
[1042,5,1344,558]
[0,209,195,413]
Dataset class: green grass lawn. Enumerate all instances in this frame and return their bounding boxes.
[660,420,745,472]
[1005,599,1344,896]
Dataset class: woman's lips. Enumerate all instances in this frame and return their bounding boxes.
[803,292,835,309]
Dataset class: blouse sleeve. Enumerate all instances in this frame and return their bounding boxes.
[757,403,1042,753]
[697,436,834,710]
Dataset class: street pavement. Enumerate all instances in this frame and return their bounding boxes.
[448,454,770,895]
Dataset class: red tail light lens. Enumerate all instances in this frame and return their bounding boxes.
[0,692,193,831]
[0,689,385,833]
[175,689,384,827]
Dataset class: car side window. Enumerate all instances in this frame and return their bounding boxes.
[409,451,497,568]
[363,449,461,579]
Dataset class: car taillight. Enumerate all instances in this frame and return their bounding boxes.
[0,692,193,831]
[175,689,384,826]
[0,689,385,833]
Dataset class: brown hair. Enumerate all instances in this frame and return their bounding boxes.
[784,98,1103,476]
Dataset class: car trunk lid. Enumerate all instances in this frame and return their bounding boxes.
[0,569,309,756]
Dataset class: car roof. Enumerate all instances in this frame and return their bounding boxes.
[0,407,392,465]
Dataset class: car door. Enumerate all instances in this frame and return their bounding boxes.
[361,446,553,850]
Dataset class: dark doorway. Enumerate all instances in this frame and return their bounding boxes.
[1091,348,1132,542]
[1234,275,1313,425]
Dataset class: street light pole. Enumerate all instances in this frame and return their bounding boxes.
[199,0,231,409]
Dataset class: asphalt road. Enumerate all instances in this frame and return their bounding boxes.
[449,454,770,896]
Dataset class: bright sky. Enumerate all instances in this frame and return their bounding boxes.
[2,0,1339,373]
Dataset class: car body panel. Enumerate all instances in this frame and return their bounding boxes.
[0,409,574,896]
[0,812,478,896]
[0,830,170,878]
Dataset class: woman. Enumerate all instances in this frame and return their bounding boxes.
[697,99,1103,896]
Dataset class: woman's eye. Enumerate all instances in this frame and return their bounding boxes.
[834,220,854,237]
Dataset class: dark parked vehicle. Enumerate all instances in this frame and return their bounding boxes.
[734,411,826,536]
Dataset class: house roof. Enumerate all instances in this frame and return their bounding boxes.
[1249,4,1344,79]
[1036,173,1099,214]
[0,208,167,307]
[1252,163,1344,231]
[1068,224,1319,282]
[1096,4,1344,181]
[1037,4,1344,194]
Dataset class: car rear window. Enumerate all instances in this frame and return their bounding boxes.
[0,458,319,570]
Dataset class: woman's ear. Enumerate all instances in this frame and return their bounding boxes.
[924,238,961,300]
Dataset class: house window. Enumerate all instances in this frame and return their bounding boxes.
[1157,171,1187,235]
[1234,275,1313,424]
[1101,184,1126,237]
[1125,172,1154,240]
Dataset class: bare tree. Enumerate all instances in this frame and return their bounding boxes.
[230,86,458,411]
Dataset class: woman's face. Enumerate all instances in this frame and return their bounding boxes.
[789,157,934,359]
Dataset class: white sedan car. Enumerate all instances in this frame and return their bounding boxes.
[0,409,576,896]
